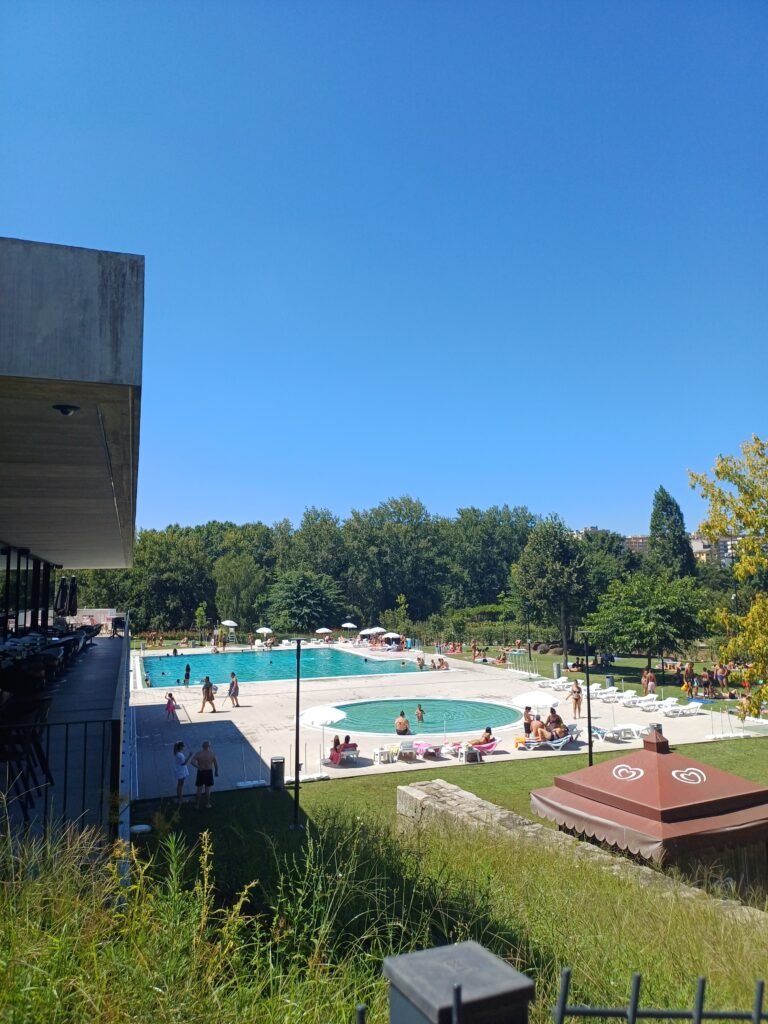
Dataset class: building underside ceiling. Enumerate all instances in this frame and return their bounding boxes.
[0,376,140,568]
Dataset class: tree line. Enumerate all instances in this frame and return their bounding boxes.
[68,487,740,662]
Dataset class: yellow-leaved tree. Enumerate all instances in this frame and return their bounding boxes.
[689,435,768,717]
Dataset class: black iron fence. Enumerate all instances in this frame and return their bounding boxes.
[356,944,767,1024]
[0,718,117,832]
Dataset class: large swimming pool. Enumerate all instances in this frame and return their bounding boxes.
[302,698,522,736]
[141,647,419,687]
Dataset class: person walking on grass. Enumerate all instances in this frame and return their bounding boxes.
[199,676,216,713]
[191,741,219,809]
[173,741,193,805]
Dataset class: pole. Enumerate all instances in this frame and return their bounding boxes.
[583,635,593,767]
[291,638,303,829]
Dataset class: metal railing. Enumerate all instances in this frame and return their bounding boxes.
[366,944,768,1024]
[553,970,767,1024]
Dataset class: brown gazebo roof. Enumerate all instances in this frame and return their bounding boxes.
[530,729,768,861]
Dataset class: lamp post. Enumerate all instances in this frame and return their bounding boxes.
[579,630,594,767]
[290,638,304,830]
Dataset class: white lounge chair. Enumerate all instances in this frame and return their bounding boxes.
[664,701,703,717]
[638,695,660,711]
[617,692,644,707]
[654,697,680,713]
[600,723,650,741]
[396,740,419,763]
[594,686,619,701]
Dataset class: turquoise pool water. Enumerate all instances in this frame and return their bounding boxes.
[316,698,522,736]
[142,647,418,688]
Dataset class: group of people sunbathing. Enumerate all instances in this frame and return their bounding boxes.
[521,705,569,743]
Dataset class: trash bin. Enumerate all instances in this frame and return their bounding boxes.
[270,756,285,790]
[553,662,561,679]
[606,674,615,687]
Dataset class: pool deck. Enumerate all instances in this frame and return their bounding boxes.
[129,644,749,801]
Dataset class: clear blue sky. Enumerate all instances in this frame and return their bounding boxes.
[2,1,766,537]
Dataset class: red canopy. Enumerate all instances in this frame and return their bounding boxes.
[530,730,768,862]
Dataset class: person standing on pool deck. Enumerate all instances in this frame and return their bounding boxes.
[395,710,410,735]
[199,676,216,713]
[228,671,240,708]
[173,741,193,806]
[191,741,219,809]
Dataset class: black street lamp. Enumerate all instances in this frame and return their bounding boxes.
[579,630,594,767]
[290,638,304,830]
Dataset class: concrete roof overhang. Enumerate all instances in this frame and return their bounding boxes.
[0,237,143,568]
[0,376,140,567]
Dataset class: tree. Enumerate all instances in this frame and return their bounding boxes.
[582,572,703,668]
[342,497,447,622]
[268,569,344,634]
[291,507,348,581]
[443,505,536,608]
[690,435,768,713]
[645,486,696,578]
[511,518,587,661]
[579,529,638,615]
[212,552,266,629]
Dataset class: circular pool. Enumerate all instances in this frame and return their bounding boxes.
[311,698,522,736]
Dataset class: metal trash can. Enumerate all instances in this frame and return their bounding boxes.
[606,674,615,687]
[270,756,285,790]
[553,662,561,679]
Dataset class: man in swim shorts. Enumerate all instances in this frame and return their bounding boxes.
[394,710,410,735]
[191,741,219,809]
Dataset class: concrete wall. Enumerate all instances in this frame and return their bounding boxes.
[0,237,144,386]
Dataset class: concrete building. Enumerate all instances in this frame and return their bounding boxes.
[0,236,144,833]
[624,535,649,557]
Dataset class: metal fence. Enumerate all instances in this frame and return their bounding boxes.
[358,944,768,1024]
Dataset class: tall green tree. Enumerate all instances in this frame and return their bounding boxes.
[646,486,696,578]
[342,497,446,622]
[583,572,703,668]
[268,569,344,633]
[129,528,214,631]
[579,528,637,615]
[691,434,768,712]
[291,507,348,580]
[444,505,536,608]
[212,552,267,629]
[512,517,587,660]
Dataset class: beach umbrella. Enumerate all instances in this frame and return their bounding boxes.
[341,622,357,630]
[359,628,374,636]
[221,619,238,628]
[299,704,346,753]
[511,691,560,712]
[53,577,70,616]
[315,627,332,634]
[255,626,272,635]
[66,577,78,617]
[369,626,386,634]
[383,631,400,639]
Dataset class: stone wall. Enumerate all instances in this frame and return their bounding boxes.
[397,779,767,921]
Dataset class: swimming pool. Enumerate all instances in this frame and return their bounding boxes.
[141,647,419,687]
[304,698,522,736]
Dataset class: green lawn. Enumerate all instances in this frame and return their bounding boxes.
[132,736,768,898]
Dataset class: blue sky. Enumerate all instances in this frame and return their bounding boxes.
[2,1,766,537]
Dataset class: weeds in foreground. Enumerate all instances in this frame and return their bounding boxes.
[0,809,766,1024]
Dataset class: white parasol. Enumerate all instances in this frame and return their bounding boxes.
[299,704,347,752]
[383,631,401,639]
[315,627,332,634]
[341,622,357,630]
[511,691,561,712]
[369,626,386,634]
[221,619,238,628]
[255,626,272,635]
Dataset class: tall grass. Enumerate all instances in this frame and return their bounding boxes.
[1,808,766,1024]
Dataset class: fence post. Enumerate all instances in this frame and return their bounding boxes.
[383,940,535,1024]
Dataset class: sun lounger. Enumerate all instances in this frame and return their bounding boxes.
[413,740,442,758]
[664,701,703,717]
[396,740,419,763]
[594,686,619,701]
[517,725,579,752]
[457,739,499,763]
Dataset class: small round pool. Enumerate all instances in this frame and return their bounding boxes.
[311,698,521,736]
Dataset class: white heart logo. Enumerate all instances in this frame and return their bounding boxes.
[671,768,706,785]
[612,764,644,782]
